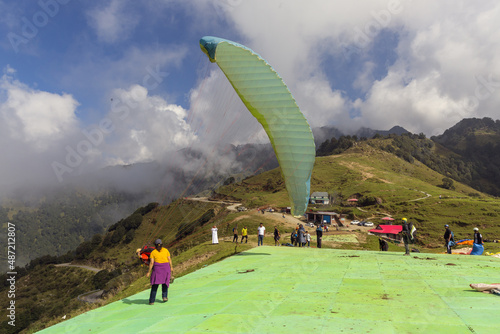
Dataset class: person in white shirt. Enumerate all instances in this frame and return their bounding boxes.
[211,226,218,244]
[257,223,266,246]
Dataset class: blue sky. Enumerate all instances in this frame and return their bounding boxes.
[1,0,500,192]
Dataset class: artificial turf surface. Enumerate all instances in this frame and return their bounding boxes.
[39,247,500,333]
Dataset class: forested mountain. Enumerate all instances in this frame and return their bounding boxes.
[316,117,500,197]
[0,189,144,270]
[432,117,500,195]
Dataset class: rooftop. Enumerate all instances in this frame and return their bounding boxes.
[370,225,403,234]
[311,192,329,197]
[40,247,500,334]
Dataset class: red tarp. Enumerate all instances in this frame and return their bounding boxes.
[369,225,402,234]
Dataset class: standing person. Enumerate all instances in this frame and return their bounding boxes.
[316,225,323,248]
[211,226,219,244]
[444,224,453,254]
[257,223,266,246]
[471,227,484,255]
[232,225,238,243]
[240,226,248,243]
[379,238,388,251]
[306,231,311,247]
[290,231,296,246]
[274,226,281,246]
[146,239,173,305]
[298,224,306,247]
[401,218,411,256]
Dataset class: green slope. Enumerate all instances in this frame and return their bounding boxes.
[38,247,500,334]
[218,143,500,245]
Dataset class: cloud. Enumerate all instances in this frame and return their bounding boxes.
[186,70,267,147]
[0,72,82,194]
[100,84,196,166]
[189,0,500,135]
[0,73,79,151]
[86,0,140,43]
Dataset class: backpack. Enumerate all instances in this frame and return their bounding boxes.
[408,222,417,241]
[138,246,155,265]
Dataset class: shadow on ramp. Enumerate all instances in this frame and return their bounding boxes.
[121,298,150,305]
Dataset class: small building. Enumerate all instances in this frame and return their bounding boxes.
[369,225,402,241]
[310,192,330,205]
[306,211,339,225]
[281,207,292,214]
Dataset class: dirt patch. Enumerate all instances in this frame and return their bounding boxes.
[338,161,393,184]
[445,263,457,266]
[413,257,436,260]
[176,251,217,273]
[237,269,255,274]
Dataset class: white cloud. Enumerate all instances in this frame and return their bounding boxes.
[0,74,79,151]
[101,84,196,165]
[86,0,139,43]
[186,70,266,147]
[0,72,83,193]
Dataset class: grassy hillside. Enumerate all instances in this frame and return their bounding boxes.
[217,142,500,245]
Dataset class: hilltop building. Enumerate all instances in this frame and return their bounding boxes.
[306,211,340,225]
[310,192,330,205]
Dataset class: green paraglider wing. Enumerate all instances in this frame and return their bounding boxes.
[200,36,315,216]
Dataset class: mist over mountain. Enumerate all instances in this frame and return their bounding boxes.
[312,125,410,146]
[0,141,279,268]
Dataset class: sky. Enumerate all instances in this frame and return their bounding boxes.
[1,0,500,194]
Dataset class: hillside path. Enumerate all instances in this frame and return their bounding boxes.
[77,289,104,303]
[408,190,432,201]
[185,197,241,211]
[54,263,102,273]
[55,263,104,303]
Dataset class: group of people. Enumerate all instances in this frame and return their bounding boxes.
[209,223,327,247]
[290,224,312,247]
[377,218,485,256]
[444,224,484,255]
[210,224,262,245]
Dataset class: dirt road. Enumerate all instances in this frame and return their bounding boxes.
[55,263,102,272]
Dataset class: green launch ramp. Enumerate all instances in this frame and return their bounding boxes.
[39,248,500,333]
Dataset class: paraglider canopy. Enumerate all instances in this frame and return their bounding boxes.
[199,36,316,216]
